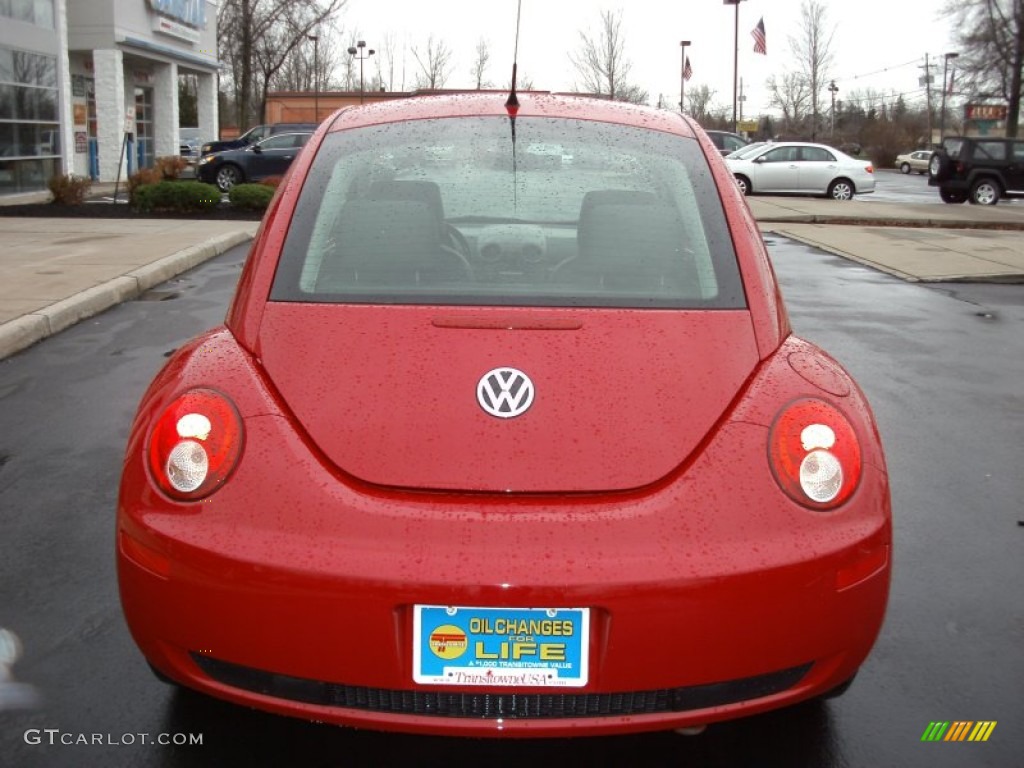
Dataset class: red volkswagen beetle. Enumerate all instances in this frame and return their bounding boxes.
[117,93,891,737]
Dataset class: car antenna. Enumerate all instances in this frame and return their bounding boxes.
[505,0,521,126]
[505,0,522,208]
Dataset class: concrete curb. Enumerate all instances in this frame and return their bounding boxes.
[0,230,253,362]
[764,227,925,283]
[755,215,1024,231]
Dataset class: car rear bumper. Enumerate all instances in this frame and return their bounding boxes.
[928,177,967,189]
[118,414,891,737]
[120,543,887,737]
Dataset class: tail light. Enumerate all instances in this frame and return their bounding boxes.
[865,164,874,174]
[147,389,243,500]
[768,399,862,509]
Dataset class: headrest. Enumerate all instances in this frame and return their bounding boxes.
[367,180,445,222]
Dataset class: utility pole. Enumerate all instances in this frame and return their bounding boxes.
[939,52,959,142]
[919,54,933,145]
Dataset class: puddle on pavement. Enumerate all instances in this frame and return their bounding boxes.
[134,290,180,302]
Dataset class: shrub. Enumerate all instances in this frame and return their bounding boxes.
[154,155,188,180]
[127,167,163,205]
[132,180,221,213]
[47,173,92,206]
[228,183,275,211]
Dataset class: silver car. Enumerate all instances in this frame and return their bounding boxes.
[726,142,876,200]
[179,127,204,165]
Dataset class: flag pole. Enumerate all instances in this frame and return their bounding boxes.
[679,40,690,116]
[733,3,739,132]
[723,0,746,133]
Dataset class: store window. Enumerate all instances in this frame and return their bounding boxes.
[0,0,55,28]
[134,86,154,170]
[0,45,60,194]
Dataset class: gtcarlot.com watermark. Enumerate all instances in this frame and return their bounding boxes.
[24,729,203,747]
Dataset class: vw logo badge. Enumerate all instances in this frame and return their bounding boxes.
[477,367,535,419]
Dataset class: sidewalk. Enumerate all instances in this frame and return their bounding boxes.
[0,216,259,360]
[748,198,1024,283]
[1,195,1023,362]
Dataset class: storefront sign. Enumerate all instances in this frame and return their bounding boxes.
[73,103,88,126]
[152,15,201,43]
[75,132,88,154]
[965,104,1008,121]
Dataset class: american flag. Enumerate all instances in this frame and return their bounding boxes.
[752,17,767,55]
[683,56,693,81]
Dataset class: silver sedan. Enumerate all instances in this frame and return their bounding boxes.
[726,142,876,200]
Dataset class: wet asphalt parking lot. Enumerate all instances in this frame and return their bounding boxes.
[0,238,1021,767]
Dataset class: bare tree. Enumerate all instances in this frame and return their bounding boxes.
[788,0,836,139]
[569,9,648,104]
[470,37,492,89]
[767,72,811,135]
[944,0,1024,137]
[273,26,341,92]
[411,35,453,90]
[218,0,345,128]
[685,84,717,124]
[376,31,399,92]
[616,83,649,105]
[503,73,535,91]
[338,31,365,91]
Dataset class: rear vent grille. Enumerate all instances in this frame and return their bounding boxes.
[192,654,811,720]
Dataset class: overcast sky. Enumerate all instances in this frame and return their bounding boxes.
[335,0,958,118]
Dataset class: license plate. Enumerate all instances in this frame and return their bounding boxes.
[413,605,589,687]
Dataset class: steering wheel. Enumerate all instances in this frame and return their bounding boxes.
[442,224,474,279]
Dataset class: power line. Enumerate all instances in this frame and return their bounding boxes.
[838,86,934,107]
[833,56,920,84]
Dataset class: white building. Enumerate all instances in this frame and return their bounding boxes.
[1,0,219,198]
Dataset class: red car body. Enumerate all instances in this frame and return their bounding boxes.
[117,93,891,737]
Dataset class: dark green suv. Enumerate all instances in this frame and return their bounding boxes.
[928,136,1024,205]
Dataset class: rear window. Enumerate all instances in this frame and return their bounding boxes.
[720,134,748,153]
[974,141,1007,161]
[270,116,746,309]
[800,147,835,162]
[943,137,965,158]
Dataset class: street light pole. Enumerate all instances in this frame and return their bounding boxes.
[723,0,746,134]
[307,34,319,123]
[939,52,959,142]
[346,40,376,104]
[829,80,839,137]
[679,40,690,115]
